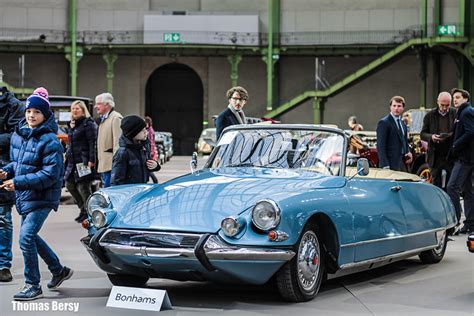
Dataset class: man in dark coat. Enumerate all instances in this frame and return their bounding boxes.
[420,92,456,188]
[446,88,474,234]
[376,96,413,171]
[215,86,248,139]
[0,88,25,282]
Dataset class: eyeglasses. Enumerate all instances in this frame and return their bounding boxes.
[231,97,246,102]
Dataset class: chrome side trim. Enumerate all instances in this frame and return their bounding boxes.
[339,245,435,270]
[203,235,295,261]
[340,227,451,248]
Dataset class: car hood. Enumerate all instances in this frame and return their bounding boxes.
[110,167,346,233]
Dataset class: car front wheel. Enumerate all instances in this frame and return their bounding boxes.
[107,273,149,287]
[419,230,447,264]
[276,225,325,302]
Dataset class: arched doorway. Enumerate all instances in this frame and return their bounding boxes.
[145,63,203,155]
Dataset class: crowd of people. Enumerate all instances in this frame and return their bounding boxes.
[0,88,160,300]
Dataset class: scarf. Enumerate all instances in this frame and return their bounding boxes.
[227,104,247,125]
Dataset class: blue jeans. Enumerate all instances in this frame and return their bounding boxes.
[102,171,111,188]
[447,160,474,224]
[20,208,62,286]
[0,205,13,269]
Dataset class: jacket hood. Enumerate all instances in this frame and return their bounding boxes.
[16,113,58,139]
[108,167,346,233]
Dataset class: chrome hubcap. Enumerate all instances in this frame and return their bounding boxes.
[297,230,320,291]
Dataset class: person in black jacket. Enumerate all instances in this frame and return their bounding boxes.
[420,92,456,189]
[215,86,248,139]
[446,88,474,234]
[0,87,25,282]
[111,115,160,185]
[64,100,98,223]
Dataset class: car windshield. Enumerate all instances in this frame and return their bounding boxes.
[206,128,345,176]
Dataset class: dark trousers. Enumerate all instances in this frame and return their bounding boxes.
[447,160,474,226]
[65,178,92,214]
[430,159,453,189]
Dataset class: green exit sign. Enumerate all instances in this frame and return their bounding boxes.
[438,25,457,36]
[164,33,181,43]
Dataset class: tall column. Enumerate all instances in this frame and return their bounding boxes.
[312,97,325,124]
[103,53,118,94]
[265,0,280,111]
[69,0,78,96]
[419,48,427,109]
[227,54,242,87]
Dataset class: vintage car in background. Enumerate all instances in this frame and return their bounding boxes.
[348,108,433,182]
[22,95,94,149]
[154,131,174,164]
[82,124,456,302]
[195,127,216,155]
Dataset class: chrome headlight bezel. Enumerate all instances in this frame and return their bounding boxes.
[86,192,111,216]
[221,217,244,237]
[91,209,106,228]
[251,199,281,231]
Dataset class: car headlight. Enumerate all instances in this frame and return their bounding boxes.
[221,217,245,237]
[91,209,106,228]
[86,192,111,216]
[252,199,281,231]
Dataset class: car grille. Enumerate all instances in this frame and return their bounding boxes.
[100,229,202,249]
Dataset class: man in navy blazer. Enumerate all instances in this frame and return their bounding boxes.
[376,96,413,171]
[216,86,248,139]
[446,88,474,234]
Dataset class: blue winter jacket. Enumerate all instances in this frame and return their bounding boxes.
[3,114,64,215]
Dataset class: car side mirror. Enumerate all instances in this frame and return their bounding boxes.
[357,158,369,176]
[190,151,198,174]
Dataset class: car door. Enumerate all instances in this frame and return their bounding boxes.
[396,180,450,250]
[344,178,407,262]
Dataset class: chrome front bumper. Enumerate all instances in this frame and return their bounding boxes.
[98,229,295,262]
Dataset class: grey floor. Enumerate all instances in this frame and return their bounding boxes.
[0,156,472,316]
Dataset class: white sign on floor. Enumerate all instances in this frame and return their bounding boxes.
[106,286,172,312]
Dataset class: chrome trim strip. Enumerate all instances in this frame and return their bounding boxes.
[339,245,436,270]
[340,227,452,248]
[100,243,197,258]
[203,235,295,261]
[101,229,204,240]
[98,231,295,262]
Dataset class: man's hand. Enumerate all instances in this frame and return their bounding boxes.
[404,152,413,165]
[431,134,443,143]
[0,179,14,192]
[88,161,95,169]
[146,160,158,170]
[0,169,8,180]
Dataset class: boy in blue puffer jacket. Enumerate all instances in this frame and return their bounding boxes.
[0,91,73,301]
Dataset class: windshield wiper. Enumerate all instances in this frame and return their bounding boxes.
[226,162,256,168]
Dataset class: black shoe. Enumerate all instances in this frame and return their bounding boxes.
[0,268,12,282]
[14,284,43,301]
[47,266,73,289]
[458,226,471,234]
[75,213,88,223]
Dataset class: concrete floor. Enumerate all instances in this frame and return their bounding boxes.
[0,156,473,316]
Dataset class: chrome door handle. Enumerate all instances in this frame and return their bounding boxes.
[391,185,402,192]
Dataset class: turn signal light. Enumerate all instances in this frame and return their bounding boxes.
[468,240,474,253]
[268,230,289,242]
[82,219,90,229]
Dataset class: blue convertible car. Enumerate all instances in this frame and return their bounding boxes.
[82,125,456,302]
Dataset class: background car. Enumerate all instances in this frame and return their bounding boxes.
[195,127,216,155]
[81,124,456,303]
